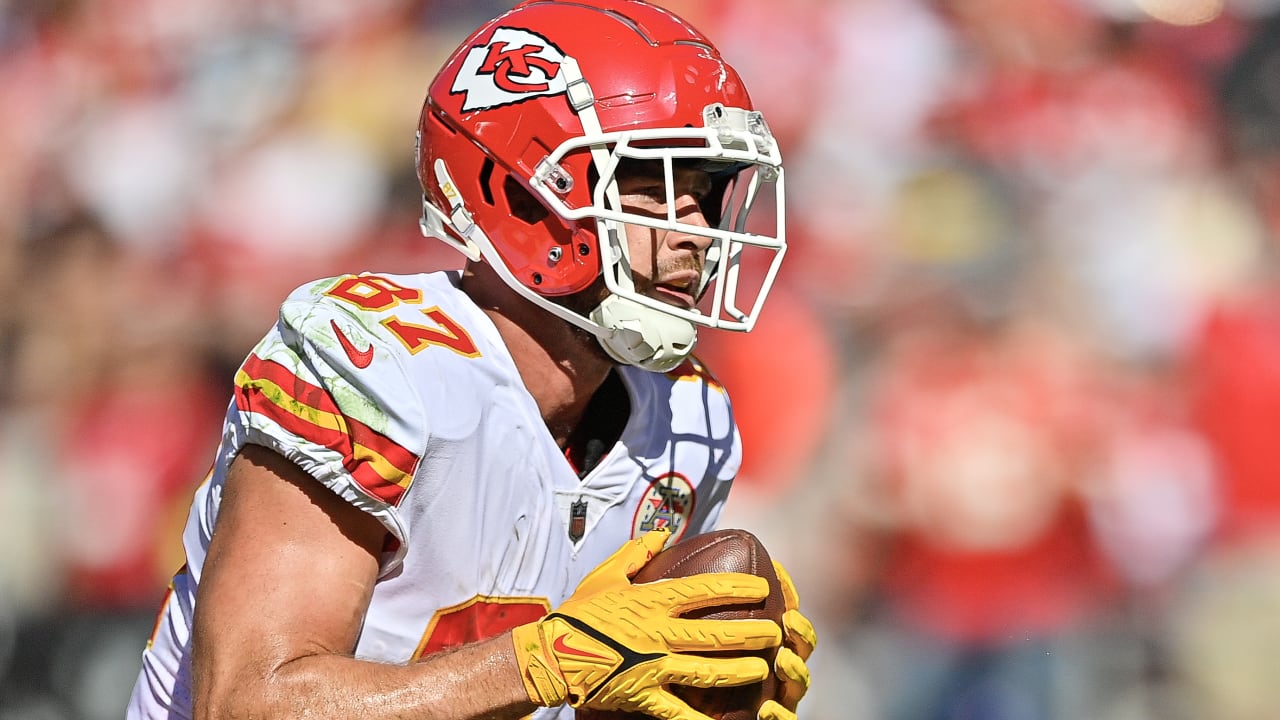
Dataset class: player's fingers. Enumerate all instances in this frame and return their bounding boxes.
[757,699,798,720]
[628,528,674,576]
[774,646,810,710]
[772,559,801,611]
[663,616,782,654]
[602,528,671,578]
[635,690,717,720]
[655,653,773,689]
[576,528,672,596]
[781,608,817,660]
[649,572,771,611]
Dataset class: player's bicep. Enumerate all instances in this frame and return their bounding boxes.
[191,443,387,707]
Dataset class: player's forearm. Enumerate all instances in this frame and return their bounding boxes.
[194,632,537,720]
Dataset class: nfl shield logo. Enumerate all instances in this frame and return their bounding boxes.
[568,498,588,542]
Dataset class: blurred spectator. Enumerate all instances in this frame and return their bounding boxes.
[1085,362,1218,596]
[1156,16,1280,718]
[0,212,225,611]
[1189,280,1280,539]
[1166,281,1280,720]
[835,294,1120,720]
[53,256,225,610]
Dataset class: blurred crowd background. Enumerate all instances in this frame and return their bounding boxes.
[2,0,1280,718]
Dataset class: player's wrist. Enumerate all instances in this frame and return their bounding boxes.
[510,621,568,707]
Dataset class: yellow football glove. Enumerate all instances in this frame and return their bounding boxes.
[511,529,783,720]
[758,559,817,720]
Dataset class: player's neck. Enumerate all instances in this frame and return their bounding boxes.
[460,263,614,444]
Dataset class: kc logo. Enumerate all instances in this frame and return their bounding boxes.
[480,41,561,93]
[452,28,568,112]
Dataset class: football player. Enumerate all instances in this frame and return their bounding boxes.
[127,1,815,719]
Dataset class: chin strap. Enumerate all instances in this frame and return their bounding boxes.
[590,294,697,373]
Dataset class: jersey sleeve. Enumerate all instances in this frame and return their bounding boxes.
[226,277,427,574]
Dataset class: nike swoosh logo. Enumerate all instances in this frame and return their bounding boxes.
[552,634,611,662]
[331,319,374,369]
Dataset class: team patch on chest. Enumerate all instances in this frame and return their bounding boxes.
[632,472,696,543]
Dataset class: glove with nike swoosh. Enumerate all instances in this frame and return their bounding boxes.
[757,559,816,720]
[511,528,783,720]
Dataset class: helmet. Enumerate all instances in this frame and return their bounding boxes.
[417,0,785,372]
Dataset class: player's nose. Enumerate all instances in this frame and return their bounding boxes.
[667,193,713,252]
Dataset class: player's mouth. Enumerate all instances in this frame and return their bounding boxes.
[653,270,700,309]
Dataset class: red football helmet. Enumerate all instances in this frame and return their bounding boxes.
[417,0,785,371]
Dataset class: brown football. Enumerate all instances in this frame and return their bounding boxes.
[577,528,785,720]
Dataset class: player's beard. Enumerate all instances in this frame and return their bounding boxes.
[554,266,706,369]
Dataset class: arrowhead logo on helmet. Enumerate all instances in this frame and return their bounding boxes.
[451,27,569,112]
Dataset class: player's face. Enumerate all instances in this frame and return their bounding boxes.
[615,162,716,311]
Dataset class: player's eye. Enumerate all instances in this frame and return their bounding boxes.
[620,184,667,205]
[639,185,668,202]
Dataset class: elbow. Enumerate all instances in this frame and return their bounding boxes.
[192,678,254,720]
[191,662,276,720]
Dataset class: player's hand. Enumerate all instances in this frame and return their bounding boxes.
[510,529,783,720]
[757,559,816,720]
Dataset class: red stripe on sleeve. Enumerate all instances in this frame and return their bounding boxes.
[236,354,419,505]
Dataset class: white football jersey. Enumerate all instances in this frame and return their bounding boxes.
[127,270,742,719]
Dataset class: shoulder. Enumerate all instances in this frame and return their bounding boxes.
[661,355,729,396]
[271,270,490,368]
[281,271,469,326]
[617,354,742,500]
[621,354,738,435]
[231,271,485,515]
[238,270,485,445]
[627,354,731,405]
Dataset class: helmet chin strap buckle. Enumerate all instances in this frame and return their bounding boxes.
[590,294,697,373]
